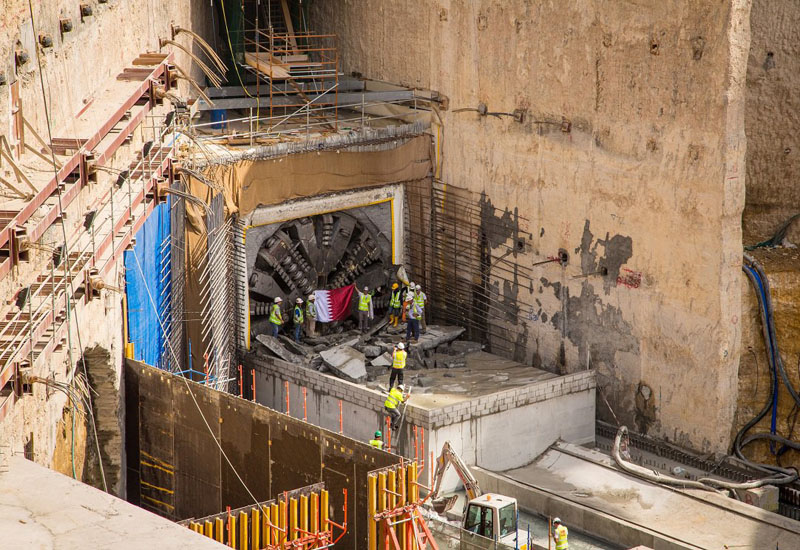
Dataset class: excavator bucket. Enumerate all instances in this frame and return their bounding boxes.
[431,495,458,515]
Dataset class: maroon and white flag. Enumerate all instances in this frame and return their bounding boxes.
[314,284,355,322]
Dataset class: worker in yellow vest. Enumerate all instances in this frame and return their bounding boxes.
[552,518,568,549]
[269,297,283,337]
[293,298,304,342]
[389,342,406,388]
[369,430,383,449]
[355,285,374,332]
[413,284,427,332]
[388,283,402,327]
[384,384,408,431]
[305,294,317,337]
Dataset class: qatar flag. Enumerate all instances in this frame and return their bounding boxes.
[314,284,356,322]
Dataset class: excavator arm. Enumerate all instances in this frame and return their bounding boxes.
[430,441,482,502]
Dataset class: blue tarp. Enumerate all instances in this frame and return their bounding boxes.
[124,201,171,368]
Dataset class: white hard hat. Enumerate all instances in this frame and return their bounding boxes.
[308,294,315,300]
[398,384,405,391]
[296,297,303,304]
[274,297,283,303]
[408,281,415,287]
[553,518,562,524]
[363,285,369,291]
[397,342,405,350]
[415,284,422,290]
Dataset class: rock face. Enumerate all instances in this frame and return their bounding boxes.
[310,0,751,454]
[320,345,368,383]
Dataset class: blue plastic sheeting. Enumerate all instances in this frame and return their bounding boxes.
[124,200,171,368]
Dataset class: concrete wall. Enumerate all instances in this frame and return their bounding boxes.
[0,0,211,494]
[311,0,752,454]
[247,353,595,480]
[742,1,800,244]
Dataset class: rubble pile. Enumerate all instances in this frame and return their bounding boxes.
[254,319,482,386]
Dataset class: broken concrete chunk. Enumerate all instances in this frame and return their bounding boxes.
[278,335,312,356]
[319,345,367,383]
[255,334,301,362]
[416,326,466,351]
[371,352,393,367]
[362,345,382,358]
[448,340,483,355]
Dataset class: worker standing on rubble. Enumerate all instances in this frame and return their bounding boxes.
[401,281,415,322]
[369,430,383,449]
[388,283,402,327]
[356,286,374,332]
[552,518,569,549]
[305,294,317,337]
[405,299,422,344]
[269,297,283,337]
[293,298,304,342]
[389,342,406,388]
[413,284,427,333]
[384,384,408,431]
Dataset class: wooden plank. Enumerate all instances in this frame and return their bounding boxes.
[244,52,291,79]
[280,0,299,54]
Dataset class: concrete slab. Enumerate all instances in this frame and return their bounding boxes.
[320,345,367,382]
[474,443,800,550]
[256,334,302,363]
[0,456,224,549]
[371,352,393,367]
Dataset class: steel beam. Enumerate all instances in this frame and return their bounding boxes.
[194,90,415,111]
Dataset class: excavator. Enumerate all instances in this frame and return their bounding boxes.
[429,441,529,550]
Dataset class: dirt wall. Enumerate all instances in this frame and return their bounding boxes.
[311,0,752,453]
[742,1,800,245]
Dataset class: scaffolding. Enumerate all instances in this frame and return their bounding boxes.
[240,0,339,129]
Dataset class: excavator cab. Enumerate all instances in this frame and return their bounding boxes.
[462,494,523,549]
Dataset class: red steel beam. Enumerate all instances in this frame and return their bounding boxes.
[0,54,172,254]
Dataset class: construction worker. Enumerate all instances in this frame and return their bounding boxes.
[305,294,317,337]
[413,284,427,332]
[401,281,415,322]
[293,298,304,342]
[388,283,402,327]
[389,342,406,388]
[552,518,568,549]
[355,285,374,332]
[269,297,283,337]
[369,430,383,449]
[405,299,422,344]
[384,384,408,431]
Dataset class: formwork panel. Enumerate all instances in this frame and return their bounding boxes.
[125,359,396,549]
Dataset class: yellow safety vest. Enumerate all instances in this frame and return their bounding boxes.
[392,350,407,370]
[306,300,317,319]
[413,291,425,308]
[384,388,404,409]
[389,289,401,308]
[269,304,282,325]
[369,439,383,449]
[358,292,371,311]
[554,525,568,550]
[294,305,304,324]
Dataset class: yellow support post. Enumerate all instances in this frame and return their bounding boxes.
[409,462,418,550]
[215,518,225,543]
[310,492,320,535]
[290,497,298,542]
[378,472,387,546]
[279,499,287,546]
[229,515,236,548]
[191,522,201,533]
[398,467,407,550]
[270,503,279,546]
[251,508,260,550]
[368,475,377,550]
[204,520,213,538]
[300,494,309,548]
[320,489,329,535]
[239,511,248,550]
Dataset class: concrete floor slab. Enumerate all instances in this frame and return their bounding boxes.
[0,456,224,549]
[475,443,800,550]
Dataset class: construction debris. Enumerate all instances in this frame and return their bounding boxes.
[320,345,367,383]
[255,334,303,363]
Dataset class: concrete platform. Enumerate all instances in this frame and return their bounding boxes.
[473,443,800,550]
[0,456,224,549]
[246,348,595,480]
